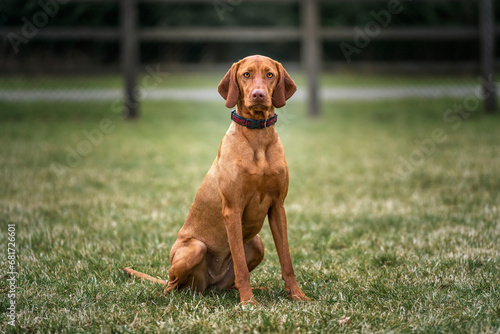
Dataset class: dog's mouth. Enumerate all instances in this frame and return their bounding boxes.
[248,107,272,120]
[248,103,271,112]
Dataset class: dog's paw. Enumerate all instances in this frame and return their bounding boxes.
[240,297,260,308]
[288,288,311,302]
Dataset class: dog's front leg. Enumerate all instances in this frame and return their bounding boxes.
[268,204,310,302]
[222,206,257,305]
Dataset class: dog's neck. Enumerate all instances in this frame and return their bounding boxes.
[231,110,277,130]
[229,105,279,151]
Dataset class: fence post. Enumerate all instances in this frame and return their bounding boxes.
[121,0,139,119]
[479,0,497,113]
[301,0,320,117]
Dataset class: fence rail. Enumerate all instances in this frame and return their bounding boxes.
[3,26,493,41]
[0,0,497,117]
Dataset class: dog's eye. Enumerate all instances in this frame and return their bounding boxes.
[267,72,274,78]
[243,72,250,78]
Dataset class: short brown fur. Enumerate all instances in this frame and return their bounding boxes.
[124,55,309,305]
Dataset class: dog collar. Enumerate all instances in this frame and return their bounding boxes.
[231,110,278,129]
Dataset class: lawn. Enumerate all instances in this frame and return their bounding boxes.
[0,87,499,332]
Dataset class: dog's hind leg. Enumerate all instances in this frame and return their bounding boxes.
[165,238,208,293]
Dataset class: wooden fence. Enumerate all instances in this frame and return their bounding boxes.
[0,0,497,118]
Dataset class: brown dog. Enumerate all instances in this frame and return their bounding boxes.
[124,55,309,305]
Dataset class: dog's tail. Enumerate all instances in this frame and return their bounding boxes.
[122,267,167,286]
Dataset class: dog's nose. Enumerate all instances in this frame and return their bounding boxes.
[251,89,266,102]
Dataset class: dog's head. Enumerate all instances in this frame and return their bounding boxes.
[218,55,297,119]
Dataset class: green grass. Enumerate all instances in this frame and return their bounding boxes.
[0,94,499,333]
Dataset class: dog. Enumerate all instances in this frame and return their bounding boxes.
[124,55,309,305]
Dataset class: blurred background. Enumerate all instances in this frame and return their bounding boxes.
[1,0,498,117]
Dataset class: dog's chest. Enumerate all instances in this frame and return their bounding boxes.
[243,147,286,178]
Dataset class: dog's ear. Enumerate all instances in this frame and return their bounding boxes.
[272,61,297,108]
[218,62,240,108]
